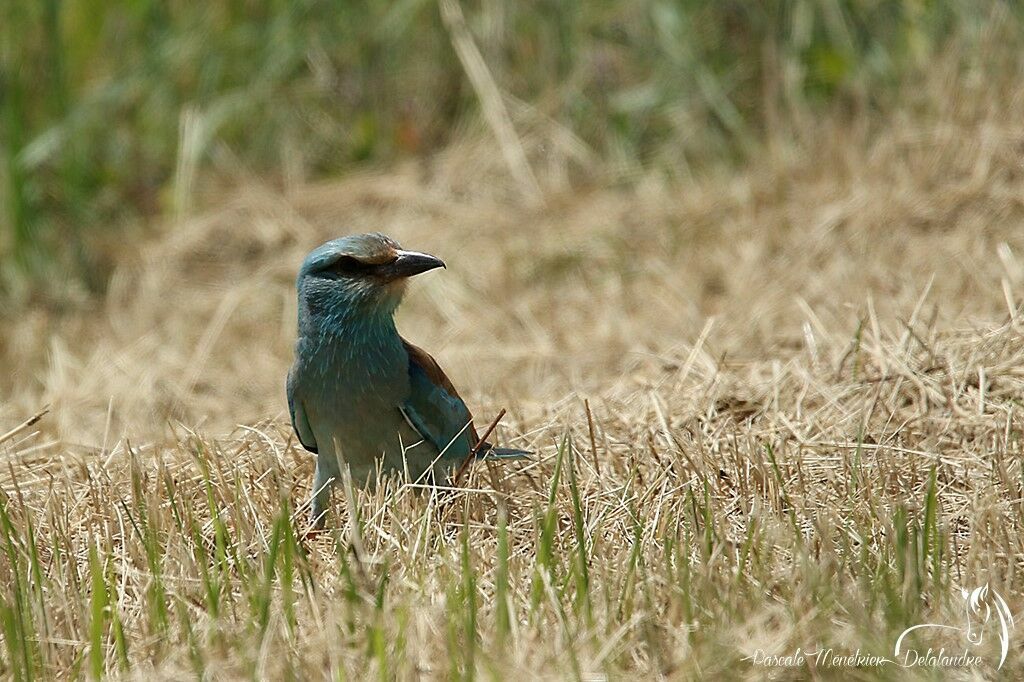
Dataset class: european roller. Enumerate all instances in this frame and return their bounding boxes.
[287,233,528,527]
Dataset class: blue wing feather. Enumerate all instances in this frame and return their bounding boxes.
[287,369,319,453]
[401,342,475,461]
[400,338,531,463]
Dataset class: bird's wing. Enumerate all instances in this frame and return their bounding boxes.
[400,338,478,460]
[287,368,318,453]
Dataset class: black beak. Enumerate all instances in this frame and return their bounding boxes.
[382,250,446,280]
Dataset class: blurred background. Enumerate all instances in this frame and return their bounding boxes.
[3,1,1019,297]
[1,1,1023,441]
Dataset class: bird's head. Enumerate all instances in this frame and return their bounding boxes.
[297,233,446,321]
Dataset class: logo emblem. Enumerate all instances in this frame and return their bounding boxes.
[895,584,1015,670]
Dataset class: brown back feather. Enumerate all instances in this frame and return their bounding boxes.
[401,337,480,444]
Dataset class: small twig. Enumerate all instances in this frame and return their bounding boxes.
[0,406,50,446]
[584,399,601,476]
[452,408,506,486]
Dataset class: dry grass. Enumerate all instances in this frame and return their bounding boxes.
[3,60,1024,679]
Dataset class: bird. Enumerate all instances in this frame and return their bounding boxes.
[287,233,529,527]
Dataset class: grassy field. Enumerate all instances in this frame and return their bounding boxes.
[3,3,1024,681]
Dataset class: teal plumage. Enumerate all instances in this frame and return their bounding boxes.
[287,233,528,527]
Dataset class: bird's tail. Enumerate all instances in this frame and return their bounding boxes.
[476,443,531,460]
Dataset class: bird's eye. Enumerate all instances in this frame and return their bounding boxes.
[329,256,373,276]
